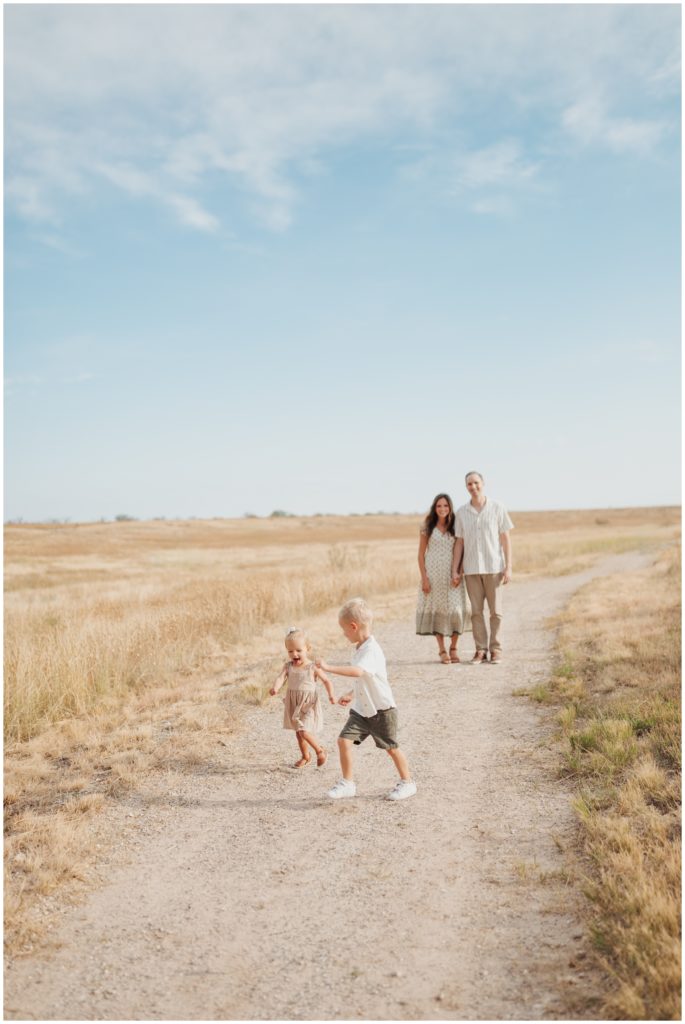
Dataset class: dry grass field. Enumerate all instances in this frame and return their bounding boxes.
[518,545,681,1019]
[5,506,678,742]
[4,505,680,1001]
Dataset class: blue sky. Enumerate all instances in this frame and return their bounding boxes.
[4,3,681,521]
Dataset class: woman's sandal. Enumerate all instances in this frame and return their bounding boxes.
[316,748,327,767]
[449,648,460,663]
[293,756,311,768]
[439,650,450,664]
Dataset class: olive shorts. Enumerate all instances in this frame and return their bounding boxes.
[339,707,399,749]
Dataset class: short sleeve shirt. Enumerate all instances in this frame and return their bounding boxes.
[455,498,514,575]
[350,636,396,717]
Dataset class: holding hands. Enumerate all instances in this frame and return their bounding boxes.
[315,658,353,705]
[315,658,340,703]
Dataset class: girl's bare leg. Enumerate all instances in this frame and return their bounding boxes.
[299,729,327,766]
[298,729,322,755]
[449,632,460,662]
[386,747,411,781]
[293,731,310,767]
[337,737,354,780]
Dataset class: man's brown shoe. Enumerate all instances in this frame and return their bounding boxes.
[490,652,502,664]
[471,651,487,664]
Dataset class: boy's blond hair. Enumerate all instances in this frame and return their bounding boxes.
[338,597,373,626]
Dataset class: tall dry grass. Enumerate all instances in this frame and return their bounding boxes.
[524,545,681,1020]
[5,541,415,742]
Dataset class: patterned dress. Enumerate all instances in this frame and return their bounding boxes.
[416,528,471,637]
[282,663,324,733]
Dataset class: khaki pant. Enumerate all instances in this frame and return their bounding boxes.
[465,573,504,653]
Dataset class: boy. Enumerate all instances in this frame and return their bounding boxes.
[316,597,417,801]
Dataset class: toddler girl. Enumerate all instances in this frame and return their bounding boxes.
[270,627,336,768]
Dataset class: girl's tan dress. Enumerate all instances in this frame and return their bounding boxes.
[283,663,323,733]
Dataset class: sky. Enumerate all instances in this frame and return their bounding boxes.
[4,1,682,521]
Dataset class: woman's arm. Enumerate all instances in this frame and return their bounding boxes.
[418,530,430,594]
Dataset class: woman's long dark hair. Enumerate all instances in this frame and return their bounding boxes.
[423,493,455,538]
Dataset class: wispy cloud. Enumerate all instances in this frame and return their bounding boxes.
[562,97,668,154]
[62,372,97,385]
[33,233,85,258]
[455,139,539,189]
[5,5,680,234]
[4,374,43,399]
[94,160,221,233]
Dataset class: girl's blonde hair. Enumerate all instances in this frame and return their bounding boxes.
[284,626,310,650]
[338,597,373,626]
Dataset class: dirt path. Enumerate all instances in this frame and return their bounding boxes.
[5,553,651,1021]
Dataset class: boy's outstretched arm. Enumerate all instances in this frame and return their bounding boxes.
[315,658,359,705]
[315,658,363,679]
[314,666,337,704]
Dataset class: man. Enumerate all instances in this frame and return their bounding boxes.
[451,471,513,664]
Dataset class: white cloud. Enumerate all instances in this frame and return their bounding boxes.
[95,160,219,232]
[96,162,154,198]
[34,233,85,258]
[562,97,668,154]
[454,140,539,190]
[6,175,58,223]
[4,5,680,233]
[5,374,42,389]
[166,195,219,233]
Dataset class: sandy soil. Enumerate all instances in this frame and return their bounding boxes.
[5,552,650,1021]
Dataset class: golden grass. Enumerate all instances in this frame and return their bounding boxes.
[3,507,679,958]
[5,508,678,743]
[529,545,681,1020]
[5,540,415,741]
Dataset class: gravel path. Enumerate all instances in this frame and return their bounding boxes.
[5,553,649,1021]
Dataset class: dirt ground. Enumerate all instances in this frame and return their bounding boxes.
[4,552,650,1021]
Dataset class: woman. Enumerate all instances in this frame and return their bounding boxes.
[416,493,470,663]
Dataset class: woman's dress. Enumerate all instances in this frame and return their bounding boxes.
[416,528,471,637]
[282,663,323,733]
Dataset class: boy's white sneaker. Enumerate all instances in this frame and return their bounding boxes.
[327,779,356,799]
[387,779,417,801]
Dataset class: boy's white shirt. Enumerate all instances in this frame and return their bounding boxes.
[349,636,396,717]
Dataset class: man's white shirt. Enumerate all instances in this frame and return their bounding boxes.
[455,498,514,575]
